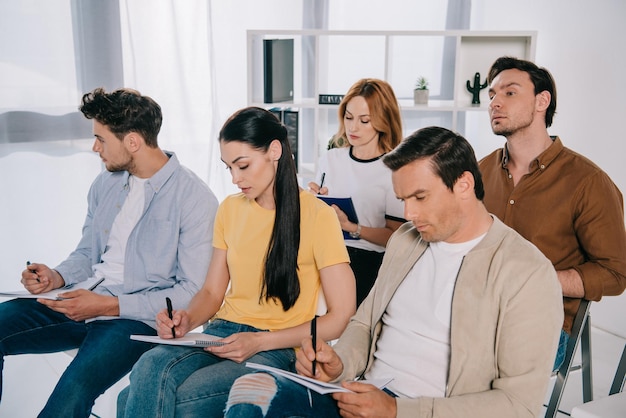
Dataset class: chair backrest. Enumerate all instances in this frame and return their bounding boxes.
[609,344,626,395]
[545,299,593,418]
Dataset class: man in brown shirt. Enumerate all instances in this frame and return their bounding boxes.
[479,56,626,370]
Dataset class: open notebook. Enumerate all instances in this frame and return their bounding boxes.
[245,362,393,395]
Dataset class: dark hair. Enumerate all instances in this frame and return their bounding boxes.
[487,56,557,128]
[219,107,301,311]
[79,87,162,147]
[383,126,485,200]
[333,78,403,152]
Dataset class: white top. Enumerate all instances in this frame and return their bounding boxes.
[366,234,485,397]
[93,175,146,285]
[316,147,404,252]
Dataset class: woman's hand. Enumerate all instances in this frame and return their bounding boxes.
[308,181,328,195]
[205,331,264,363]
[331,205,358,234]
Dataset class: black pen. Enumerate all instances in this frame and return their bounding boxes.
[166,297,175,338]
[311,315,318,375]
[318,173,325,195]
[26,261,40,283]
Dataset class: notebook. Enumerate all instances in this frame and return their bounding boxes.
[130,332,226,347]
[245,362,393,394]
[317,196,360,240]
[0,277,105,300]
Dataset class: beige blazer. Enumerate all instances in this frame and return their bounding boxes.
[333,216,563,418]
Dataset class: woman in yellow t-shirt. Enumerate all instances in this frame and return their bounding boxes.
[118,107,356,417]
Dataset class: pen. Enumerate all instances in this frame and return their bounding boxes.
[26,261,40,283]
[166,297,175,338]
[318,173,325,194]
[311,315,317,376]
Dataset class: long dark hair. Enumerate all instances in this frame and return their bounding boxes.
[219,107,301,311]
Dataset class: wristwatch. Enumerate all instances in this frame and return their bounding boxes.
[349,224,362,239]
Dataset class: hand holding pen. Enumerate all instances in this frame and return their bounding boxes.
[295,321,344,381]
[307,173,328,195]
[26,261,40,283]
[21,261,62,294]
[166,297,176,338]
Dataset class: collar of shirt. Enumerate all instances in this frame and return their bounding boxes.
[501,136,563,173]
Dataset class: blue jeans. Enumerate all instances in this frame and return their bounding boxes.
[117,319,296,418]
[0,298,156,418]
[224,373,341,418]
[553,329,570,372]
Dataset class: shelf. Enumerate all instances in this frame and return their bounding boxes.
[247,30,536,181]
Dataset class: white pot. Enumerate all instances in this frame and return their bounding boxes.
[413,89,429,105]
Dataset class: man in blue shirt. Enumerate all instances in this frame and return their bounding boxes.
[0,88,219,417]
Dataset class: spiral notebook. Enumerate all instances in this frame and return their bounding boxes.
[130,332,226,347]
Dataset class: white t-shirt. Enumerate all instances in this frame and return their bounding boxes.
[93,175,146,285]
[366,234,485,398]
[316,147,404,252]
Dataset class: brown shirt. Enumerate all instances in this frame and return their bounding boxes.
[479,137,626,333]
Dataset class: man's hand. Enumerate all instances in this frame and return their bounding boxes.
[37,290,119,321]
[295,337,344,381]
[332,382,397,418]
[20,263,65,294]
[157,308,193,339]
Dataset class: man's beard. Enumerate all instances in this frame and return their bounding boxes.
[107,156,135,173]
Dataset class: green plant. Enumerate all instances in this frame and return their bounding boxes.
[414,76,429,90]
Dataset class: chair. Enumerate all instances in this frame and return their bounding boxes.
[545,299,593,418]
[608,343,626,395]
[570,343,626,417]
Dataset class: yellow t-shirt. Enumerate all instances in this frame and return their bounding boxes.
[213,190,349,331]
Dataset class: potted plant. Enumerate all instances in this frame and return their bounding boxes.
[414,76,429,105]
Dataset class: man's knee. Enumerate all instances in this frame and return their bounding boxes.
[225,373,277,416]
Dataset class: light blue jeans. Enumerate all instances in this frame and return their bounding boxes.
[117,319,296,418]
[224,373,341,418]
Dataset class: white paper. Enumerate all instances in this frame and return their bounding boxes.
[245,362,393,395]
[0,277,105,300]
[130,332,226,347]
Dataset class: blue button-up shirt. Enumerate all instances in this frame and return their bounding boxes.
[55,152,218,328]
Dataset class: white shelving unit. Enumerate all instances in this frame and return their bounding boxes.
[247,30,536,181]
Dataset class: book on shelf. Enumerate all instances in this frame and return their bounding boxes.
[318,94,344,105]
[263,39,294,103]
[245,362,393,395]
[0,277,105,300]
[130,332,226,347]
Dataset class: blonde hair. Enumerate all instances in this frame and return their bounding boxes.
[332,78,403,153]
